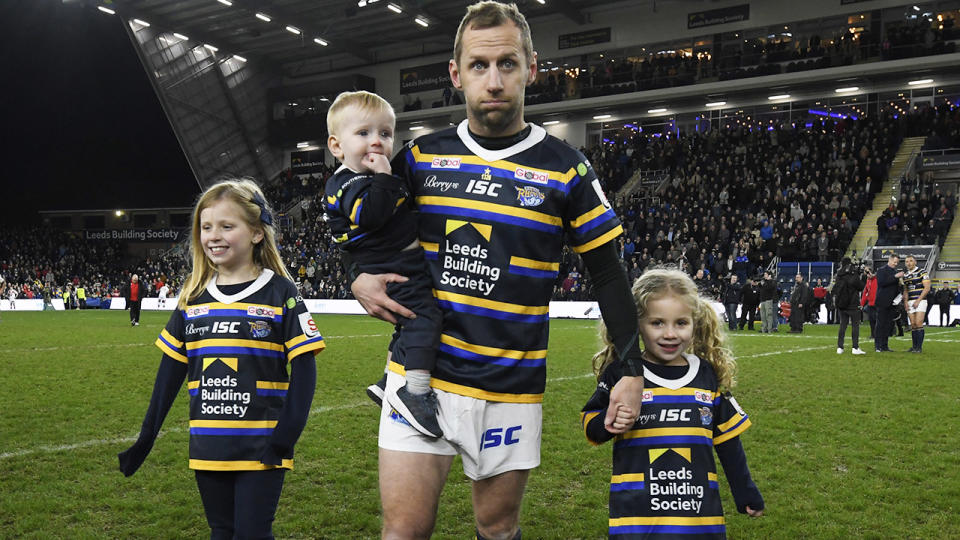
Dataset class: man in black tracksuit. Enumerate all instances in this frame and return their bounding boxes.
[833,258,867,354]
[739,276,761,331]
[789,274,810,333]
[874,253,904,352]
[723,274,743,331]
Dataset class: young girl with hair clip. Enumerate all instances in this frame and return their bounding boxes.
[118,178,326,539]
[581,267,764,539]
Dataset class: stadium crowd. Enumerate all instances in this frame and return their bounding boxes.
[2,105,958,307]
[519,11,958,106]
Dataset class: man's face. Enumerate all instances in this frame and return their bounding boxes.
[449,21,536,137]
[889,256,899,268]
[795,275,802,284]
[905,257,916,271]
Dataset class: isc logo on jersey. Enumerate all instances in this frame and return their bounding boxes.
[659,408,692,422]
[514,167,549,185]
[431,156,462,169]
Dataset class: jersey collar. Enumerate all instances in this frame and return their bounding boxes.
[456,119,546,162]
[643,353,701,390]
[206,269,274,304]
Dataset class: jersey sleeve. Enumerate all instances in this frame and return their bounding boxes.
[713,391,752,445]
[327,173,407,231]
[563,151,623,253]
[280,282,326,362]
[392,143,418,195]
[155,309,187,363]
[580,363,620,445]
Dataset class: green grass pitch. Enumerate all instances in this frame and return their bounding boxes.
[1,310,958,539]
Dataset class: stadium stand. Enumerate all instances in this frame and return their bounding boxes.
[3,105,957,305]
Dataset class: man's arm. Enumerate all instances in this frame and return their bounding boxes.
[580,241,644,434]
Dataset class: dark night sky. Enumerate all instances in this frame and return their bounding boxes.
[0,0,199,225]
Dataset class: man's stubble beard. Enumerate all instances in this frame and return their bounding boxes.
[469,97,524,136]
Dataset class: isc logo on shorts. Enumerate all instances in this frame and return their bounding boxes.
[481,425,521,450]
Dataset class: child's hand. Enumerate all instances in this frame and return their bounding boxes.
[364,152,392,175]
[606,404,637,433]
[745,506,763,517]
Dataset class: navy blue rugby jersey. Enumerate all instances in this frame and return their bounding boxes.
[388,120,623,403]
[581,354,751,539]
[903,268,930,301]
[154,269,326,471]
[323,165,418,264]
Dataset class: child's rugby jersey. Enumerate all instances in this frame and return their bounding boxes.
[581,354,751,539]
[155,270,325,470]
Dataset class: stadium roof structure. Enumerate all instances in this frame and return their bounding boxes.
[96,0,611,76]
[85,0,960,193]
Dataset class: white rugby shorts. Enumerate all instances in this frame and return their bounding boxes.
[907,299,927,314]
[378,371,541,480]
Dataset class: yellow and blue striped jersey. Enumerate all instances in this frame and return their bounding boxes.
[154,269,325,471]
[903,268,930,301]
[581,354,751,539]
[389,121,622,402]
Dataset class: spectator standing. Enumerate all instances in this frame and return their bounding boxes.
[739,276,760,331]
[937,285,957,326]
[860,265,878,338]
[723,274,743,331]
[789,274,810,333]
[874,254,904,352]
[759,270,779,333]
[123,274,143,326]
[833,258,867,355]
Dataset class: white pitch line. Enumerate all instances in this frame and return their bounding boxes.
[0,340,882,460]
[0,401,371,461]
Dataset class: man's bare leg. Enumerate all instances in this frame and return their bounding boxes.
[380,448,455,540]
[472,469,529,540]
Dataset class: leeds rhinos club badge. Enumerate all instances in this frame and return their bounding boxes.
[515,185,545,207]
[699,406,713,426]
[248,320,271,338]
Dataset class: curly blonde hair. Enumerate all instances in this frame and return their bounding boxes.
[592,266,737,390]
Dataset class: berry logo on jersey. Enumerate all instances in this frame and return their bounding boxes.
[515,186,545,207]
[431,156,462,169]
[247,306,276,318]
[514,166,549,185]
[694,391,713,404]
[699,406,713,426]
[248,320,271,338]
[186,305,210,318]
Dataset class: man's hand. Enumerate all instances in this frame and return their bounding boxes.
[605,375,644,434]
[364,153,392,175]
[351,272,415,324]
[746,506,764,517]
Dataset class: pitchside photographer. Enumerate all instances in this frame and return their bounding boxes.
[833,258,868,355]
